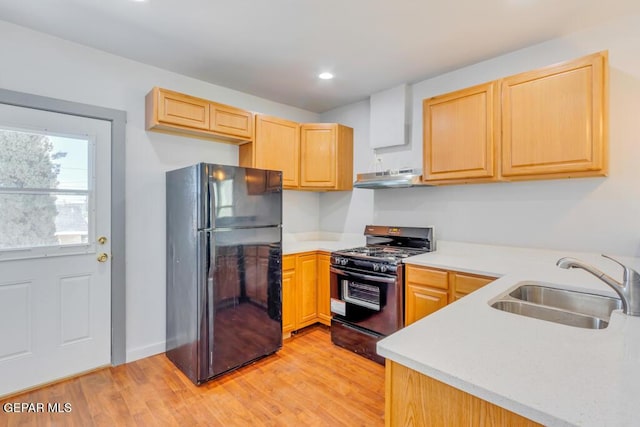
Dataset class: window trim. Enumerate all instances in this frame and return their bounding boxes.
[0,126,96,259]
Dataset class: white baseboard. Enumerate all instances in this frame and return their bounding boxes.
[125,340,166,363]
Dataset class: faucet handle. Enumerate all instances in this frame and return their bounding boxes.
[601,254,640,285]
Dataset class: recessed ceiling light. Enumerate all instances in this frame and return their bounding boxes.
[318,72,334,80]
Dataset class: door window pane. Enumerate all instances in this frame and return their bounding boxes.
[0,128,92,251]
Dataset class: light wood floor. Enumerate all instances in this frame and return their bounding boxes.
[0,326,385,426]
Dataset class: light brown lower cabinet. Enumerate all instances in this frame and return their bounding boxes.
[296,253,319,328]
[386,360,542,427]
[316,252,332,325]
[281,251,331,338]
[405,264,497,325]
[282,255,297,335]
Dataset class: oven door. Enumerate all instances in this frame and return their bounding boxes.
[330,266,403,336]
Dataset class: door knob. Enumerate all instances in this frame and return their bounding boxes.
[97,253,109,262]
[98,236,108,245]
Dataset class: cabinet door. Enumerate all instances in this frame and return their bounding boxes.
[210,102,253,140]
[452,272,495,301]
[296,253,318,328]
[282,256,296,335]
[423,82,498,183]
[501,51,607,179]
[157,88,210,130]
[316,252,331,326]
[255,115,300,188]
[405,284,448,326]
[300,124,337,189]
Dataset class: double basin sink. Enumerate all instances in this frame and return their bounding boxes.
[490,281,622,329]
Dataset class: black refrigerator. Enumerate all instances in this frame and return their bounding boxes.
[166,163,282,384]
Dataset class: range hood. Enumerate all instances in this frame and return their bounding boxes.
[353,168,423,189]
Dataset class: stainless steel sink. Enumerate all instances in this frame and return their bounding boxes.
[509,283,622,320]
[491,300,610,329]
[490,282,622,329]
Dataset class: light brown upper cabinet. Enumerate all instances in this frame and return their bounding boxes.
[423,82,499,184]
[153,88,210,130]
[501,52,608,179]
[146,87,253,143]
[422,51,608,185]
[300,124,353,190]
[209,103,253,140]
[241,116,354,191]
[252,115,300,189]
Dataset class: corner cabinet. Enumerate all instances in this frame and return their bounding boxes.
[405,264,496,326]
[423,82,499,184]
[501,52,608,179]
[145,87,253,143]
[422,51,608,185]
[241,116,354,191]
[252,115,300,189]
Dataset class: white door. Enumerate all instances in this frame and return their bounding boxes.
[0,104,111,397]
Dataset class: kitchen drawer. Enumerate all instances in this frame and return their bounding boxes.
[282,255,295,270]
[406,265,449,290]
[454,273,495,295]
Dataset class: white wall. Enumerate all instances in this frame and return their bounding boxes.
[283,191,320,233]
[320,15,640,257]
[0,20,320,361]
[319,100,375,232]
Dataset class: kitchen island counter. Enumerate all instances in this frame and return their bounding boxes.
[378,241,640,427]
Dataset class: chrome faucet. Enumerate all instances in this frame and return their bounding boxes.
[556,255,640,316]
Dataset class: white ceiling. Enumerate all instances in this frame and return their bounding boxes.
[1,0,639,113]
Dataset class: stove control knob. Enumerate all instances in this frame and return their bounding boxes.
[341,258,348,266]
[380,265,388,273]
[332,256,340,264]
[373,264,380,272]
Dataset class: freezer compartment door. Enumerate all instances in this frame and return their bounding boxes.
[208,226,282,378]
[205,164,282,229]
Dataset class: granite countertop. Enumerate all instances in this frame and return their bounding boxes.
[377,241,640,427]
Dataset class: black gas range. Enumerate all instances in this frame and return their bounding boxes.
[329,225,435,364]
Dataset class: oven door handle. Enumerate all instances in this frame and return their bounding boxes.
[330,267,396,284]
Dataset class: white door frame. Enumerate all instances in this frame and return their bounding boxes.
[0,88,127,366]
